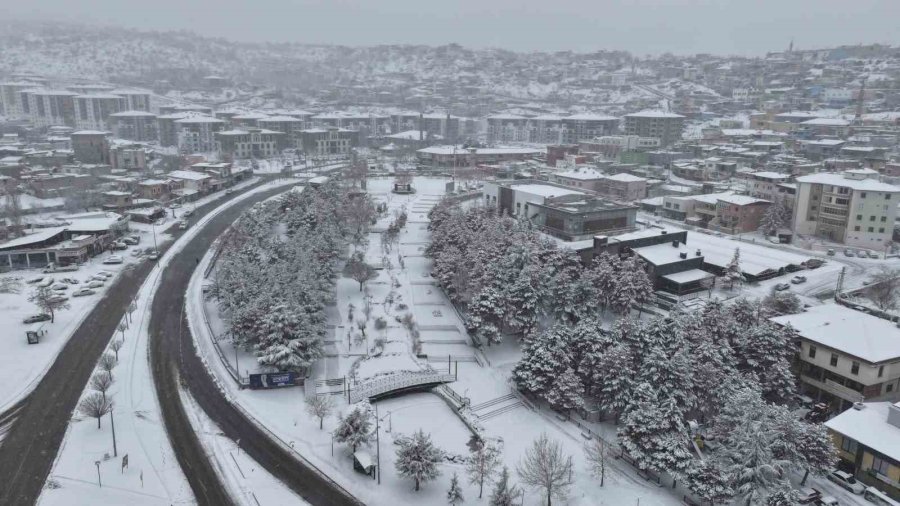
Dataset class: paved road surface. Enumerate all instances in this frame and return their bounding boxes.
[0,182,263,505]
[148,182,361,506]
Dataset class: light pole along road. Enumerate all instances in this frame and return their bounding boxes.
[148,178,362,506]
[0,170,360,506]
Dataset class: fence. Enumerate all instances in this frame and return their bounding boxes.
[348,371,456,403]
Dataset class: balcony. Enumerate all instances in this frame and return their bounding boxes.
[801,374,864,403]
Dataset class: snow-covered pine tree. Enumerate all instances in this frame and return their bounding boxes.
[446,472,465,505]
[725,248,745,289]
[512,326,573,399]
[395,429,443,491]
[333,402,373,453]
[721,419,790,505]
[684,457,734,505]
[489,466,520,506]
[758,198,788,237]
[254,302,324,371]
[544,366,585,412]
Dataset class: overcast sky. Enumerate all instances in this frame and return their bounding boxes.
[10,0,900,55]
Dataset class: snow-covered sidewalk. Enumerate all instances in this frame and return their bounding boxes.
[39,178,306,506]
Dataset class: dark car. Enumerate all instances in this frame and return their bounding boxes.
[23,314,51,324]
[806,259,825,269]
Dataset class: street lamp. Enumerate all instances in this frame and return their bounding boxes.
[95,460,102,488]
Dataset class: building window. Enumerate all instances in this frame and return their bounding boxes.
[852,361,860,375]
[830,354,839,367]
[871,216,877,221]
[869,227,875,233]
[872,455,891,477]
[809,346,817,358]
[861,192,867,199]
[889,383,895,393]
[880,228,885,233]
[855,226,861,231]
[887,194,892,200]
[857,214,863,220]
[879,365,885,377]
[841,437,857,454]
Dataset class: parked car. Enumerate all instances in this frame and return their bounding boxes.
[122,237,139,246]
[868,251,880,259]
[225,188,235,195]
[102,255,124,265]
[37,278,54,288]
[183,209,194,217]
[178,221,188,230]
[131,249,143,257]
[144,247,157,255]
[147,252,160,261]
[806,259,825,269]
[23,314,51,324]
[775,283,791,291]
[827,249,835,256]
[827,470,866,494]
[43,264,78,273]
[86,281,104,289]
[61,278,79,284]
[169,203,182,209]
[97,271,113,278]
[27,276,46,284]
[47,295,68,304]
[791,275,807,284]
[111,241,128,250]
[798,487,822,504]
[815,496,839,506]
[845,249,855,257]
[72,288,95,297]
[51,283,68,291]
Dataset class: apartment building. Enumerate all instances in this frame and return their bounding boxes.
[486,114,530,143]
[108,111,158,142]
[28,90,79,128]
[173,116,227,153]
[216,128,284,159]
[552,167,606,190]
[826,402,900,500]
[0,82,40,119]
[793,170,900,248]
[71,131,110,165]
[623,110,686,146]
[561,114,619,144]
[661,191,770,233]
[739,171,795,208]
[300,127,358,156]
[257,116,305,150]
[597,173,648,202]
[772,304,900,413]
[110,89,151,112]
[75,94,128,131]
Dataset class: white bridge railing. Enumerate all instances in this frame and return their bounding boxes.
[349,371,456,403]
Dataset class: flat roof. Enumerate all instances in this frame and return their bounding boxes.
[606,173,646,182]
[634,242,694,266]
[167,170,211,181]
[555,168,605,180]
[796,173,900,192]
[508,183,587,198]
[772,304,900,363]
[663,269,715,284]
[0,227,67,250]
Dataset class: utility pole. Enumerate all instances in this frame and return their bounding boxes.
[375,403,381,485]
[95,461,102,488]
[110,405,118,457]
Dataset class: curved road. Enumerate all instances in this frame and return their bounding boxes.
[149,181,362,506]
[0,180,269,504]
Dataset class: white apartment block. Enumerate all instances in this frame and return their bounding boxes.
[793,169,900,249]
[75,94,128,131]
[174,116,227,153]
[0,82,38,120]
[27,90,79,128]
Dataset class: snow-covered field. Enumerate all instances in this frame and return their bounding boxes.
[39,178,306,506]
[190,177,693,505]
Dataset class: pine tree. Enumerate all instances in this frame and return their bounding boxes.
[489,466,520,506]
[447,472,465,505]
[333,402,373,453]
[618,382,693,480]
[544,366,584,412]
[684,457,734,504]
[758,198,788,237]
[726,248,745,289]
[395,429,443,491]
[254,302,324,371]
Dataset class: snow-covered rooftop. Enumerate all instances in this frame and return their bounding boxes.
[109,111,157,117]
[772,304,900,363]
[167,170,211,181]
[555,168,605,180]
[802,118,850,127]
[386,130,443,141]
[662,269,714,284]
[826,402,900,462]
[509,183,587,198]
[625,110,685,119]
[606,173,646,183]
[796,173,900,192]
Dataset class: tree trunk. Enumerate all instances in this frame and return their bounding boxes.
[415,478,419,491]
[97,416,101,429]
[359,281,363,292]
[801,468,810,486]
[319,417,323,430]
[547,489,552,506]
[478,478,484,498]
[49,308,55,323]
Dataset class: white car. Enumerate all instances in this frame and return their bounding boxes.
[72,288,95,297]
[102,255,124,265]
[97,271,113,278]
[827,470,866,494]
[51,283,68,291]
[87,281,105,289]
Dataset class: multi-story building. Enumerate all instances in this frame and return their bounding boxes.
[74,94,128,131]
[597,173,648,202]
[300,127,358,156]
[110,89,151,112]
[416,146,542,169]
[110,145,151,171]
[0,82,39,119]
[71,131,111,165]
[552,167,606,190]
[108,111,158,142]
[826,402,900,500]
[257,116,305,149]
[580,135,661,158]
[623,110,685,146]
[27,90,79,128]
[67,84,115,95]
[486,114,530,143]
[561,113,619,144]
[793,170,900,248]
[772,304,900,412]
[157,104,213,116]
[391,112,461,142]
[216,128,284,159]
[738,171,794,207]
[173,116,227,153]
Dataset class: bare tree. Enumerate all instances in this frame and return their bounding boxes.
[583,437,611,487]
[28,286,71,323]
[466,439,502,498]
[2,186,23,238]
[78,392,112,429]
[110,340,124,361]
[99,352,117,379]
[305,395,334,429]
[867,267,900,311]
[127,301,138,323]
[343,253,377,292]
[344,194,376,240]
[90,372,114,401]
[117,321,127,341]
[516,433,574,506]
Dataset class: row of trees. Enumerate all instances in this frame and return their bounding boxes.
[426,202,653,344]
[514,301,834,504]
[215,183,349,371]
